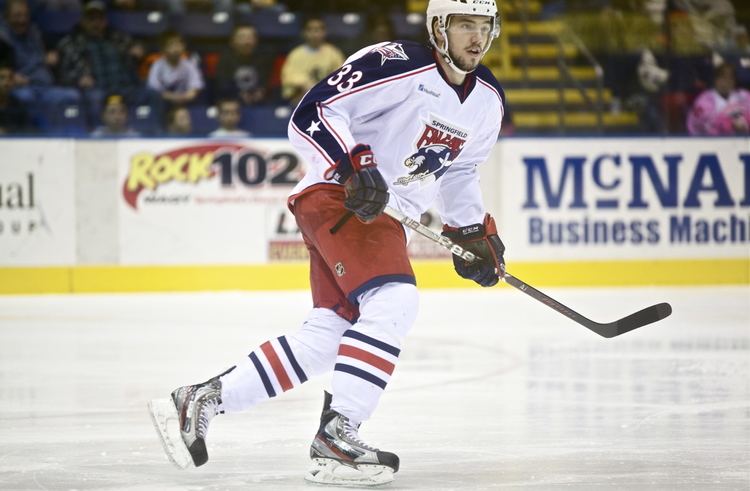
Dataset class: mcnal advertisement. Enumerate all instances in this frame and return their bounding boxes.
[500,138,750,261]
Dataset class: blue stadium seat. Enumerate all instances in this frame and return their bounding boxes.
[34,9,81,36]
[390,12,425,39]
[174,12,233,39]
[322,13,365,40]
[238,10,300,40]
[188,104,218,135]
[24,87,84,135]
[244,105,291,137]
[130,103,161,136]
[40,103,88,136]
[108,11,168,38]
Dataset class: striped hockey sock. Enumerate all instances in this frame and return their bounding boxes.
[331,328,401,423]
[220,335,309,412]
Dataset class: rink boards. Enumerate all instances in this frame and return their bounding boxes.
[0,137,748,293]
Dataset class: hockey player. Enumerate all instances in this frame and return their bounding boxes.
[148,0,507,486]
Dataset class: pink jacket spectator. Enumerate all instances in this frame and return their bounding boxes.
[687,88,750,135]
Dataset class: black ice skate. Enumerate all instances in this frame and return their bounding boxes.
[305,391,399,486]
[148,376,223,469]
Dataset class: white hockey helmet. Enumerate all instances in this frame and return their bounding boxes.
[426,0,501,75]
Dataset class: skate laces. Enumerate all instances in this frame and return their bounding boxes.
[340,416,378,452]
[195,388,221,438]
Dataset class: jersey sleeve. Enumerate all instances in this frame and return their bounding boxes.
[436,121,501,227]
[288,41,433,168]
[436,162,485,227]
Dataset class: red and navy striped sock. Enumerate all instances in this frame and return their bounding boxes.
[220,335,309,412]
[330,328,401,422]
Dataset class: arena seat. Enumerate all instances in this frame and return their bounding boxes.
[130,103,162,136]
[389,12,425,39]
[34,9,81,36]
[40,103,88,136]
[188,104,218,135]
[173,12,233,39]
[108,10,168,38]
[238,10,300,40]
[322,12,365,40]
[243,105,291,137]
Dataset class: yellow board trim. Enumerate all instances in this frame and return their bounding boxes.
[0,259,747,294]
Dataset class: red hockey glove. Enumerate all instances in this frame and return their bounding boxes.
[325,144,389,223]
[442,214,506,287]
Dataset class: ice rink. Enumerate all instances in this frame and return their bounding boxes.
[0,285,748,490]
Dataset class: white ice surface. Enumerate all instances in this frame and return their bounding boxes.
[0,286,748,490]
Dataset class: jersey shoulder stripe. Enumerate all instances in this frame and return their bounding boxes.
[297,40,435,109]
[290,41,435,164]
[474,64,505,106]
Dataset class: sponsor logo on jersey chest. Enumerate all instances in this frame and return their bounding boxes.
[418,84,441,98]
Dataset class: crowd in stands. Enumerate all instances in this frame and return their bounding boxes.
[0,0,747,136]
[563,0,749,134]
[0,0,412,136]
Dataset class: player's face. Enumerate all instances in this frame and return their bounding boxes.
[445,15,493,72]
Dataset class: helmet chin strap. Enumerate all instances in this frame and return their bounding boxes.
[435,25,475,77]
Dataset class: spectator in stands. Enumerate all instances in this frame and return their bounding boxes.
[56,0,142,92]
[215,25,272,105]
[147,32,204,107]
[687,62,750,135]
[673,0,739,52]
[208,97,249,137]
[0,0,55,89]
[633,48,670,133]
[165,104,193,136]
[281,16,344,106]
[110,0,165,11]
[360,14,396,46]
[0,63,32,134]
[235,0,279,15]
[0,35,13,67]
[91,92,140,137]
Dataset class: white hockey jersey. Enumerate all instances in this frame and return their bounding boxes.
[288,40,505,228]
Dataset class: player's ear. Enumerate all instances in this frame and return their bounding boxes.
[432,18,446,49]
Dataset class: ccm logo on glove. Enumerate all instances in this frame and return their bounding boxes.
[325,144,389,223]
[442,214,506,287]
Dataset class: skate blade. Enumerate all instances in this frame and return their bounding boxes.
[147,398,194,470]
[305,458,394,487]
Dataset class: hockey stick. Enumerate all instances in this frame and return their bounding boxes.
[384,206,672,338]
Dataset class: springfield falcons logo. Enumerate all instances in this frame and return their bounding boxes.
[395,115,468,186]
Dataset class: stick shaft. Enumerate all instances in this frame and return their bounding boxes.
[383,206,671,338]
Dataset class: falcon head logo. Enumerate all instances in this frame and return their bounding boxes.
[395,144,454,186]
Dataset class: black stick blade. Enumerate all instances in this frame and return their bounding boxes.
[504,274,673,338]
[609,302,672,338]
